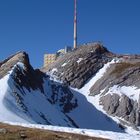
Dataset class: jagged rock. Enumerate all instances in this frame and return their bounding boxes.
[0,51,45,92]
[90,62,140,96]
[49,83,78,113]
[100,94,140,126]
[43,42,140,128]
[100,94,120,115]
[0,52,30,79]
[0,51,78,125]
[116,95,133,117]
[89,58,140,127]
[45,43,114,89]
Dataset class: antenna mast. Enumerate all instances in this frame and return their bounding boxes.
[73,0,77,49]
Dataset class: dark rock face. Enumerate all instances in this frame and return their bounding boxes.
[0,51,45,92]
[11,64,77,113]
[46,43,114,89]
[116,95,133,118]
[12,63,45,93]
[48,83,78,113]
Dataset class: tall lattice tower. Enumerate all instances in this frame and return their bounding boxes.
[73,0,77,49]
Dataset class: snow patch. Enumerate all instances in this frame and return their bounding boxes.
[77,58,83,63]
[108,85,140,102]
[16,62,25,69]
[61,62,67,67]
[51,68,58,73]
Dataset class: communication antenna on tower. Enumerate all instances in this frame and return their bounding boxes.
[73,0,77,49]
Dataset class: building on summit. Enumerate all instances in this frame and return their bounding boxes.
[44,53,56,68]
[43,46,72,68]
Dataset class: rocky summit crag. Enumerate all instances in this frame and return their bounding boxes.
[45,43,114,89]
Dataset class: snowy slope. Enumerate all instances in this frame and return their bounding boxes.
[67,88,123,132]
[0,60,123,132]
[67,60,124,132]
[0,55,140,139]
[71,59,140,135]
[0,62,77,127]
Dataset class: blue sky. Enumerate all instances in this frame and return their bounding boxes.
[0,0,140,68]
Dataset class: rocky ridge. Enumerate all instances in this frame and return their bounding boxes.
[46,42,140,129]
[46,43,114,89]
[1,43,140,131]
[90,60,140,128]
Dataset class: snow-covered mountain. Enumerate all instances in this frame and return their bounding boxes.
[0,51,122,131]
[45,42,140,132]
[0,43,140,139]
[0,52,78,127]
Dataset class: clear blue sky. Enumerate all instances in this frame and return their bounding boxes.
[0,0,140,68]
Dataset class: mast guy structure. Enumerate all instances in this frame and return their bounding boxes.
[73,0,77,49]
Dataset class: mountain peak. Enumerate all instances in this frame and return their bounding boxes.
[0,44,140,134]
[46,42,114,88]
[0,51,30,79]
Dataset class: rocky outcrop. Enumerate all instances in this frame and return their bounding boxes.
[0,52,30,79]
[100,94,120,115]
[48,83,78,113]
[46,43,114,89]
[90,62,140,96]
[0,51,45,92]
[89,60,140,127]
[45,42,140,128]
[100,94,140,127]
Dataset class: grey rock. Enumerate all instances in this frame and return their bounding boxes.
[100,94,120,115]
[42,42,140,128]
[90,62,140,96]
[100,94,140,127]
[89,57,140,127]
[116,95,133,118]
[44,43,114,89]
